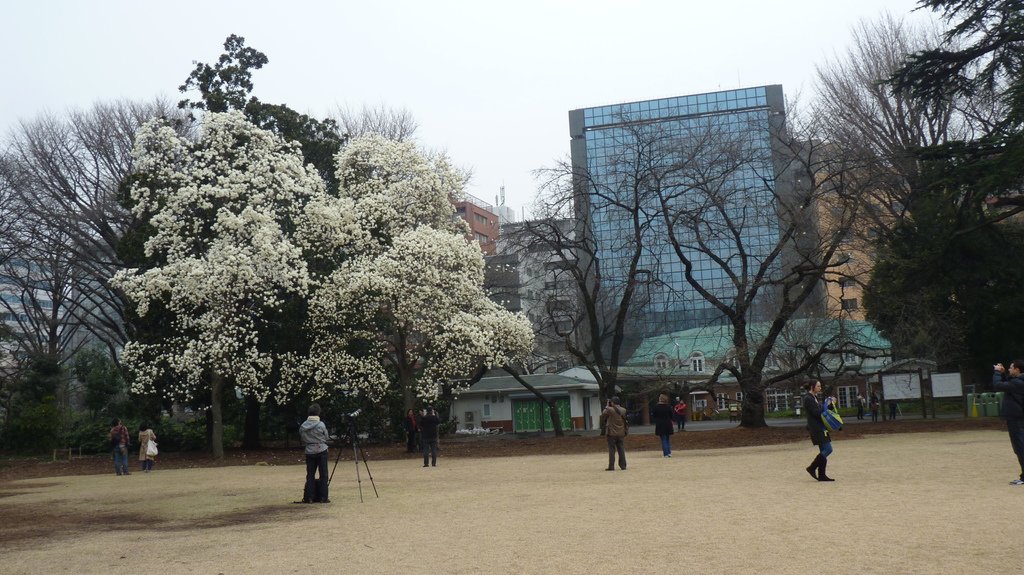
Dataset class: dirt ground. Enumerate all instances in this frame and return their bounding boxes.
[0,418,1016,575]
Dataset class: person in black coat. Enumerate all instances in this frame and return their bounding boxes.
[992,361,1024,485]
[803,380,834,481]
[418,406,441,467]
[402,409,419,453]
[652,393,675,457]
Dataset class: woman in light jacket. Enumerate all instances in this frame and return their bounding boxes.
[138,423,157,473]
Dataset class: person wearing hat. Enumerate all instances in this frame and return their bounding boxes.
[600,396,628,471]
[419,406,441,467]
[299,403,331,503]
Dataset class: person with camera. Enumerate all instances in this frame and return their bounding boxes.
[109,417,131,476]
[600,396,628,471]
[992,361,1024,485]
[802,380,834,481]
[299,403,331,503]
[673,396,687,431]
[419,406,441,467]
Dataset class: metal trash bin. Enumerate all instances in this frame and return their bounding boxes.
[991,392,1005,417]
[982,393,997,417]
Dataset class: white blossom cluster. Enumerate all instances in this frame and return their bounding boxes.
[114,113,533,405]
[303,225,533,400]
[113,112,325,400]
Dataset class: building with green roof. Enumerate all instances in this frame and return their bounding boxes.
[620,318,891,413]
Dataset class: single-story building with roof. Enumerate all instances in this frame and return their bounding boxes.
[450,371,602,432]
[619,318,892,413]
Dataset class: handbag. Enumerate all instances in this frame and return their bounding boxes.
[146,439,159,457]
[821,398,843,432]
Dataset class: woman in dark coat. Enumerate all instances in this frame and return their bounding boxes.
[652,393,675,457]
[803,380,834,481]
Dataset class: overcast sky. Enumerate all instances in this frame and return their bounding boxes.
[3,0,931,219]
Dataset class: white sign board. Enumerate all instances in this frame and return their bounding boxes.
[931,372,963,398]
[882,373,921,400]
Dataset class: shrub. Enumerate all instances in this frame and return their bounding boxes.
[3,401,62,453]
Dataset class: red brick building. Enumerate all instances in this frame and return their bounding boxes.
[455,194,500,255]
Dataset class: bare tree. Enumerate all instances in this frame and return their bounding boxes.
[812,13,1002,365]
[812,12,990,241]
[515,127,670,405]
[0,227,86,362]
[0,99,185,360]
[334,103,419,142]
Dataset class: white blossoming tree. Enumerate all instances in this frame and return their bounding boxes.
[112,111,343,458]
[292,136,534,410]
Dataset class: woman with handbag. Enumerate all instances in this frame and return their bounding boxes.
[138,423,157,473]
[802,381,834,481]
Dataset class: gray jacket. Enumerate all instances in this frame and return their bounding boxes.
[299,416,330,455]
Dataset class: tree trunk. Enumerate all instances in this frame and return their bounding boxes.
[738,388,768,428]
[242,395,261,449]
[210,371,225,459]
[402,381,415,413]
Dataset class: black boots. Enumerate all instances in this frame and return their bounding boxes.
[806,454,834,481]
[806,455,819,480]
[817,457,834,482]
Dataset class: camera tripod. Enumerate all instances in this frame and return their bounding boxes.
[328,414,378,502]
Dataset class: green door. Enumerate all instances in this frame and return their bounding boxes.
[541,398,572,431]
[514,398,571,432]
[513,400,541,432]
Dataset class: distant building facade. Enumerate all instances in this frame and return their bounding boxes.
[485,218,579,372]
[455,193,500,255]
[568,85,794,337]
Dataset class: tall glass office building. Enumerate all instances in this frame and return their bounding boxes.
[568,85,790,338]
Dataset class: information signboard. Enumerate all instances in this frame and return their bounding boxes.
[881,372,921,400]
[930,372,963,398]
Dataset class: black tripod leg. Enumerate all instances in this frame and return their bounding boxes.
[352,440,363,503]
[327,444,344,485]
[359,447,379,498]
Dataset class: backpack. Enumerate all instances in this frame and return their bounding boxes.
[621,408,629,436]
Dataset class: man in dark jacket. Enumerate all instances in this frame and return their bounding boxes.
[299,403,331,503]
[992,361,1024,485]
[419,406,441,467]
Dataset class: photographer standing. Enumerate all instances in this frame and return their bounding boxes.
[419,406,441,467]
[992,362,1024,485]
[600,397,628,471]
[299,403,331,503]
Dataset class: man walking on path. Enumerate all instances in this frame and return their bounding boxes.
[601,397,628,471]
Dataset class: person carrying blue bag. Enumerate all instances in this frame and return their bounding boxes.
[802,380,835,482]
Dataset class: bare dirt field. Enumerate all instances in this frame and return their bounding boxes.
[1,418,1020,575]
